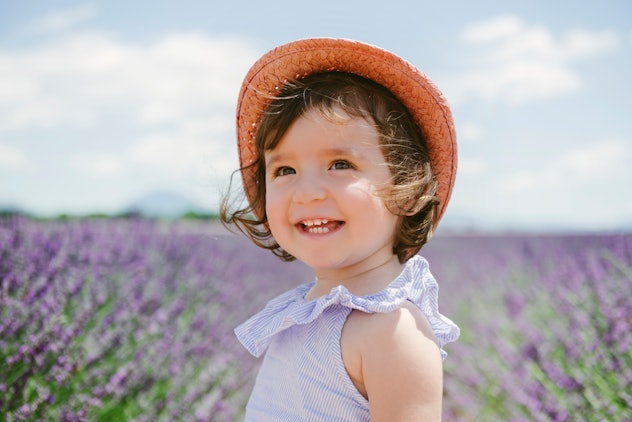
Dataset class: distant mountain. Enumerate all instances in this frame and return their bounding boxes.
[0,202,28,216]
[123,190,211,219]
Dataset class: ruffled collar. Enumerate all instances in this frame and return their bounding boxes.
[235,255,459,358]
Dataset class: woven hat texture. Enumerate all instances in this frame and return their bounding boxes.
[236,38,457,226]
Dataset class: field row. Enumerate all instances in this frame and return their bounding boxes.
[1,217,630,421]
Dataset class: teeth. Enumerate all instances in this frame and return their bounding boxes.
[301,219,331,233]
[303,219,328,227]
[307,226,329,234]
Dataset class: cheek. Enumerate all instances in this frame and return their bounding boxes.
[265,188,285,222]
[346,181,390,210]
[265,191,291,248]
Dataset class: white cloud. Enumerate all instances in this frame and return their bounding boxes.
[562,29,619,60]
[129,134,200,174]
[0,31,260,131]
[70,153,123,177]
[0,143,30,169]
[458,157,486,176]
[127,115,237,178]
[499,171,536,192]
[462,15,524,43]
[450,15,619,105]
[27,4,98,34]
[459,123,482,142]
[562,139,629,178]
[0,24,258,200]
[498,139,630,194]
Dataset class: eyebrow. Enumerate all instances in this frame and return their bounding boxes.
[325,147,364,158]
[265,147,364,167]
[264,151,289,169]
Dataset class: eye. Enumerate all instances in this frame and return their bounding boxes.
[330,160,353,170]
[273,166,296,177]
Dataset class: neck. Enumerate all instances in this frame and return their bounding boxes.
[305,254,404,300]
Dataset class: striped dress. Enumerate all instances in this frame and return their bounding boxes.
[235,255,460,421]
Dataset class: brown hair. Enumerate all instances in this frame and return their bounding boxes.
[221,72,439,263]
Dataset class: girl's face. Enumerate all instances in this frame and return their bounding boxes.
[264,108,400,279]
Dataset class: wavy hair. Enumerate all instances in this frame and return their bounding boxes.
[220,72,438,263]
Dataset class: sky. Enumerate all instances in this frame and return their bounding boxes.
[0,0,631,231]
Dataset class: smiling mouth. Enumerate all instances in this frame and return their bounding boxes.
[298,219,344,234]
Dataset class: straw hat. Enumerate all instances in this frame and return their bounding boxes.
[236,38,457,226]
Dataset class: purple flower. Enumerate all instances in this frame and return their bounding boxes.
[3,216,630,420]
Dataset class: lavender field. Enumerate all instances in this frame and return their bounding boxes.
[1,216,631,421]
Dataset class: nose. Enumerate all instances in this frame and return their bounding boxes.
[292,173,327,204]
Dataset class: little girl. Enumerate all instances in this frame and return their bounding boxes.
[221,38,460,421]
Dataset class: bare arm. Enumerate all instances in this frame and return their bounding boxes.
[345,301,444,421]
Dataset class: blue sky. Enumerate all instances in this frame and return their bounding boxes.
[1,0,631,231]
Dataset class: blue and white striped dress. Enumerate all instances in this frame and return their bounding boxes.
[235,255,460,421]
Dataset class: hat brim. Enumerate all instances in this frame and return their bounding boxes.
[236,38,457,227]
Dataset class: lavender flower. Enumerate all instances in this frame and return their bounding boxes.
[2,216,630,420]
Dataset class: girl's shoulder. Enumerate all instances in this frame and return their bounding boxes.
[343,255,459,358]
[342,300,438,363]
[341,301,444,419]
[341,299,437,371]
[346,299,434,336]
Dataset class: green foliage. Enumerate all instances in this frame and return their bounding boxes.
[439,235,632,421]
